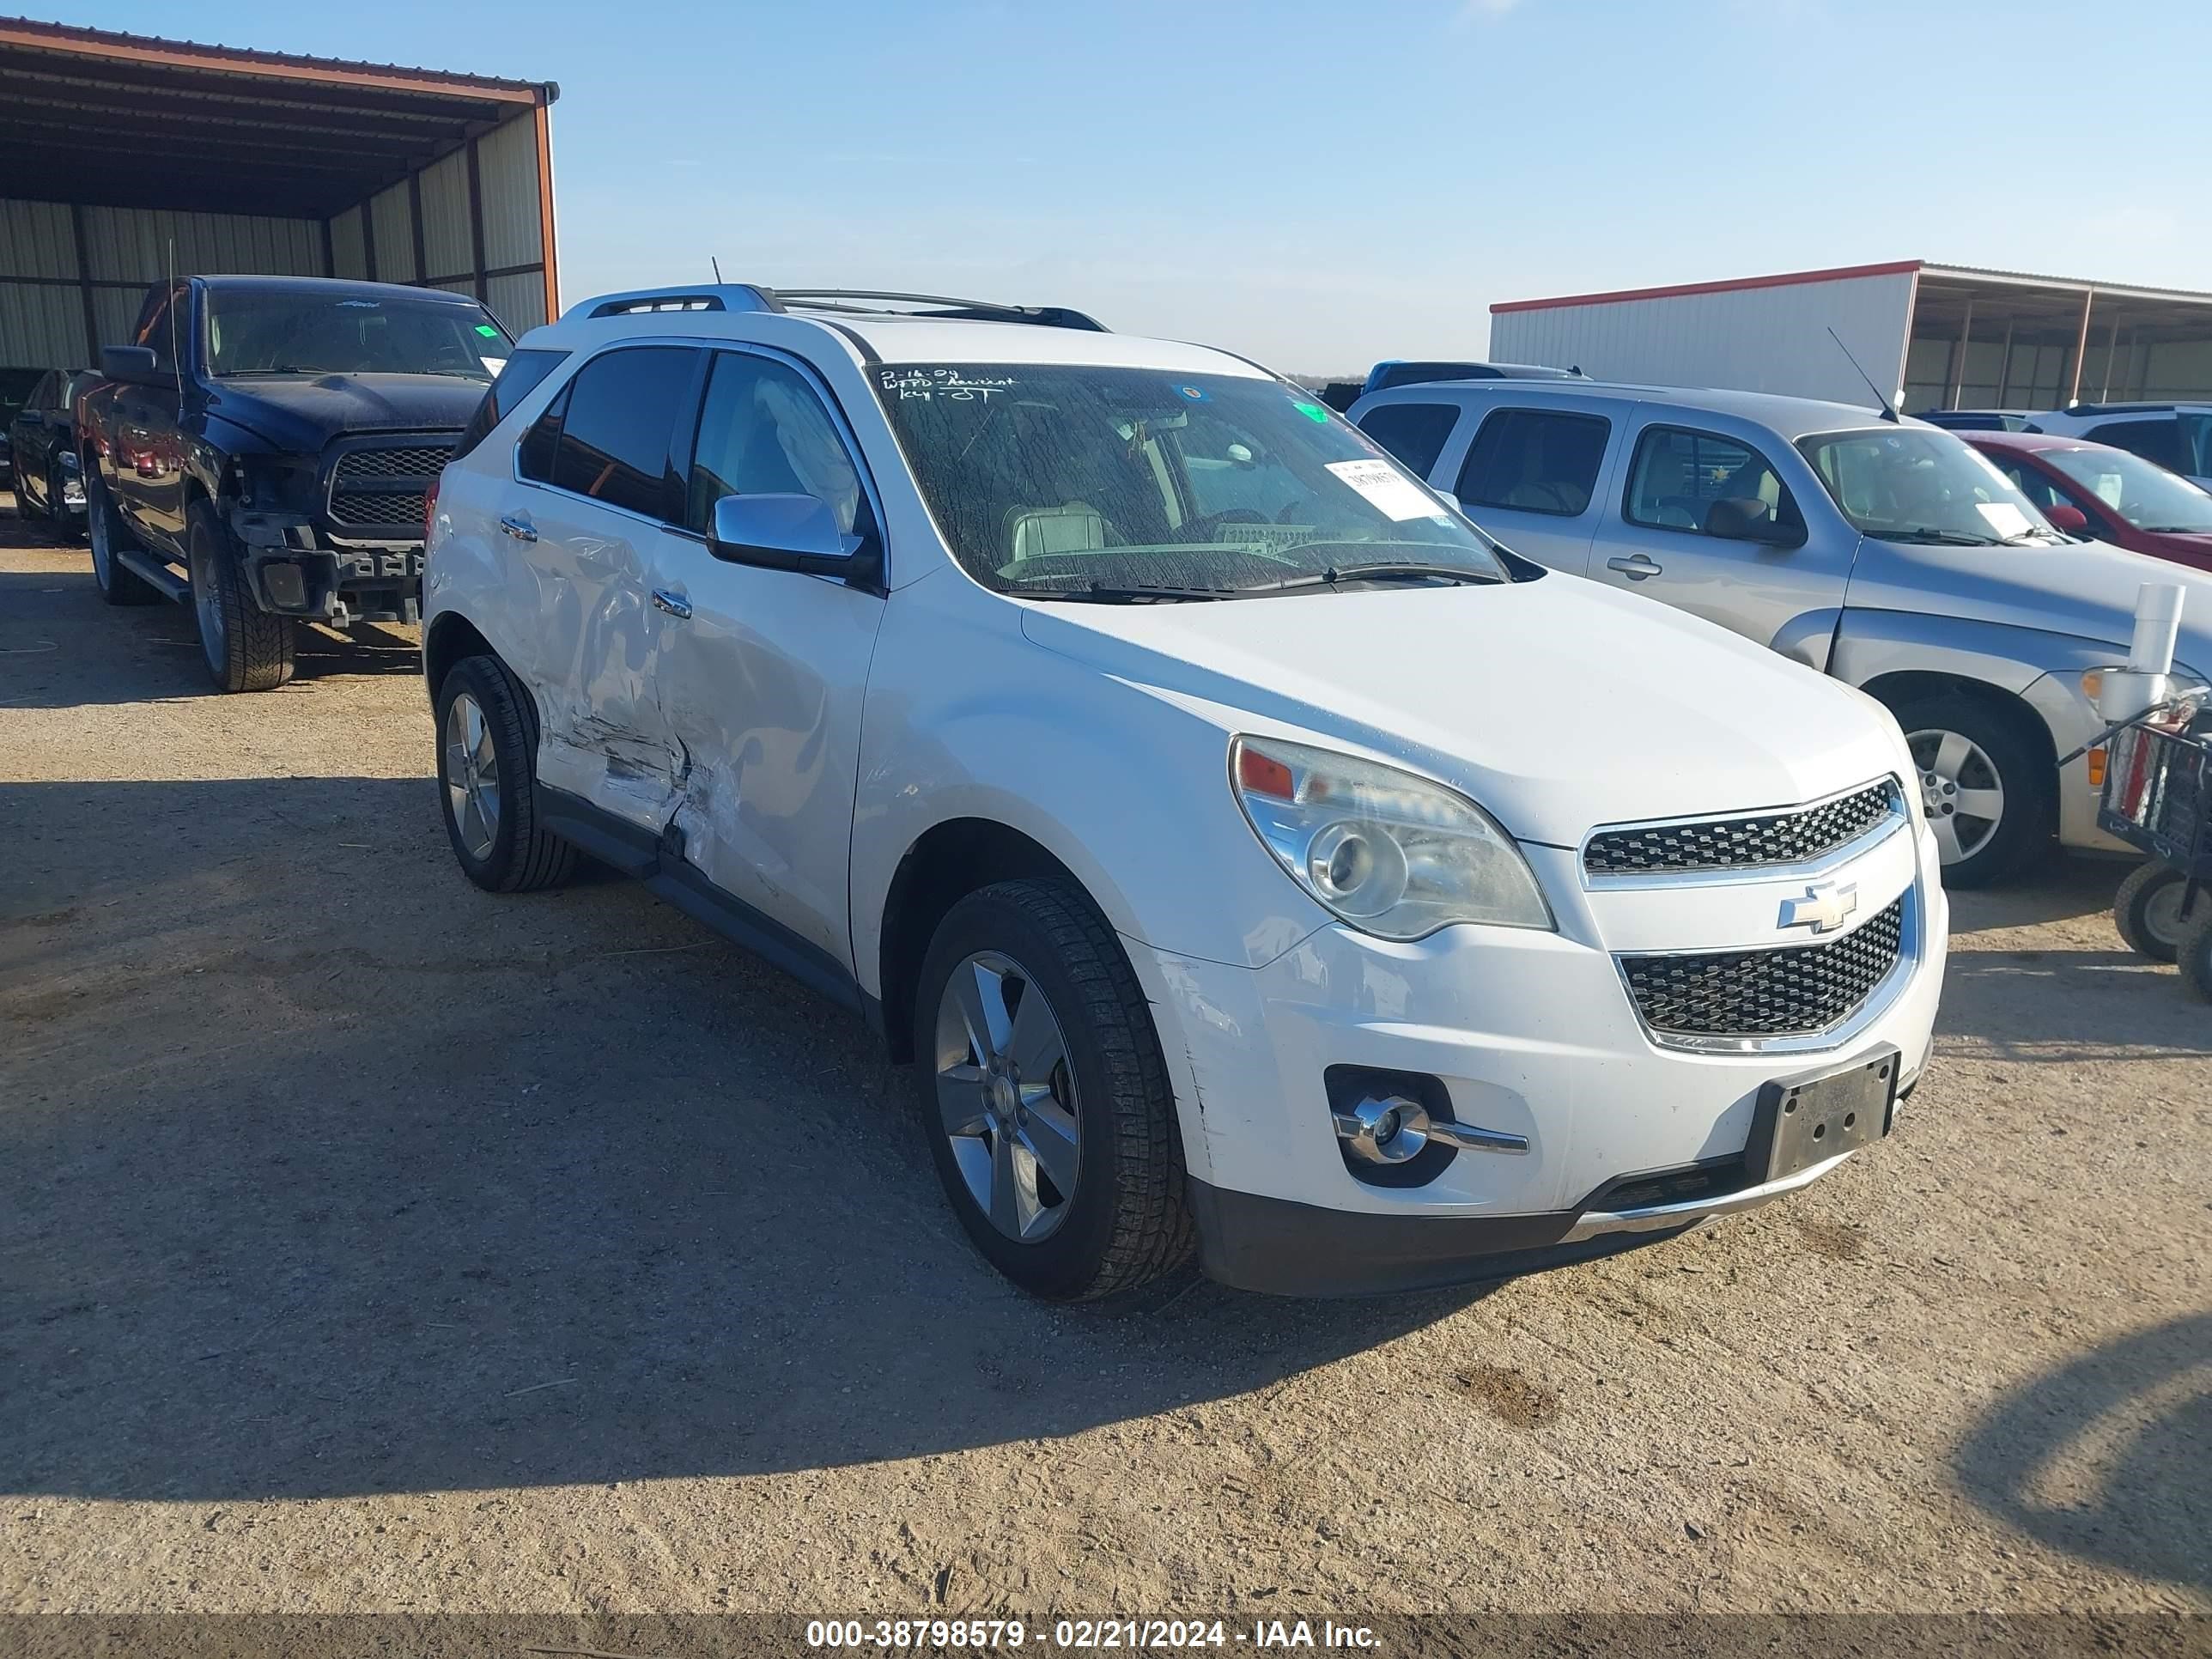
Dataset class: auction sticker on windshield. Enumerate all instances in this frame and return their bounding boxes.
[1327,458,1443,521]
[1976,501,2033,539]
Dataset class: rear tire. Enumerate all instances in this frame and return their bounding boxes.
[912,878,1194,1302]
[17,465,44,521]
[434,653,578,894]
[88,472,159,605]
[2114,862,2193,963]
[1896,693,2052,889]
[188,501,295,693]
[2179,908,2212,1004]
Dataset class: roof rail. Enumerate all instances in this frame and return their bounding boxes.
[773,289,1109,332]
[566,284,785,320]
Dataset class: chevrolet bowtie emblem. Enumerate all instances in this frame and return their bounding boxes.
[1778,881,1858,935]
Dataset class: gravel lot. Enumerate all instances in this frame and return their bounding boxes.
[2,501,2207,1620]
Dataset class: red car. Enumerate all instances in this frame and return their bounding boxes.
[1964,429,2212,575]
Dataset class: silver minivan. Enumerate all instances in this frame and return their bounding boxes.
[1350,380,2212,886]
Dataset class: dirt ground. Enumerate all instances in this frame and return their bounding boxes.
[2,501,2207,1622]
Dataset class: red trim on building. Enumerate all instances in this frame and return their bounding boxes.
[1491,260,1925,315]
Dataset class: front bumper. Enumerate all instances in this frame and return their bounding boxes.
[1146,823,1948,1297]
[229,507,423,626]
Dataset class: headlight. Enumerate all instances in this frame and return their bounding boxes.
[1230,735,1553,940]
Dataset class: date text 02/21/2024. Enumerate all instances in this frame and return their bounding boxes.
[803,1618,1382,1650]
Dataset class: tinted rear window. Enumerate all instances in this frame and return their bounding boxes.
[1353,401,1459,478]
[547,346,696,520]
[1455,409,1611,516]
[453,348,568,459]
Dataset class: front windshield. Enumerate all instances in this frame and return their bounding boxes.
[871,364,1510,598]
[206,290,513,380]
[1797,427,2062,546]
[2045,444,2212,533]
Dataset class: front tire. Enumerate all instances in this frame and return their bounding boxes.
[2179,907,2212,1004]
[913,878,1194,1302]
[2114,862,2194,963]
[188,503,295,692]
[434,654,578,894]
[49,465,82,543]
[88,472,159,606]
[1897,694,2052,888]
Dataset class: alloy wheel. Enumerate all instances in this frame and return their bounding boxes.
[1908,727,2005,865]
[933,951,1081,1243]
[443,690,502,860]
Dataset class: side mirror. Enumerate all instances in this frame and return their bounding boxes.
[100,345,161,385]
[2045,504,2090,533]
[709,492,870,578]
[1706,495,1806,548]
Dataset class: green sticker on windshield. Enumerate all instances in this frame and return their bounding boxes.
[475,324,501,337]
[1292,400,1328,422]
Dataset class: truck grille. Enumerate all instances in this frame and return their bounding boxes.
[1619,895,1905,1041]
[1584,779,1901,877]
[325,440,456,535]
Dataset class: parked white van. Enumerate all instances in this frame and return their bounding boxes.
[422,286,1948,1299]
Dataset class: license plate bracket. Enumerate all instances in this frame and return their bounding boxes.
[1745,1045,1899,1184]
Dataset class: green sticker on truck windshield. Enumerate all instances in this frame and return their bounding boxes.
[475,324,501,337]
[1292,400,1328,422]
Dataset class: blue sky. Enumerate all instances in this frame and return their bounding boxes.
[69,1,2212,374]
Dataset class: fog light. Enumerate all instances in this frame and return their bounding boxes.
[1333,1093,1431,1165]
[261,561,307,610]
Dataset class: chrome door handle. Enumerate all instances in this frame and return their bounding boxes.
[498,514,538,543]
[652,588,692,620]
[1606,554,1662,580]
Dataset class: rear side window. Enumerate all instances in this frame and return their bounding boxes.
[1352,401,1459,478]
[1626,424,1801,536]
[546,345,697,520]
[2087,418,2185,473]
[453,348,568,460]
[1455,409,1610,516]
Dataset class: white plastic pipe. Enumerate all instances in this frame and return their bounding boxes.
[2129,581,2185,675]
[2097,582,2187,725]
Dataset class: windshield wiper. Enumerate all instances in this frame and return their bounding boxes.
[1234,562,1499,594]
[1882,527,2008,547]
[1017,581,1234,604]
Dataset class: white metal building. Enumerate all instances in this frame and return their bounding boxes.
[1489,261,2212,415]
[0,18,561,371]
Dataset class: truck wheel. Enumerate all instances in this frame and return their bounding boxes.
[1897,694,2052,889]
[17,465,44,522]
[2178,906,2212,1003]
[2114,862,2193,963]
[434,654,578,894]
[188,502,295,693]
[913,878,1194,1302]
[88,472,159,606]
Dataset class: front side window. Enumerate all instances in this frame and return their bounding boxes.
[871,365,1508,599]
[2180,412,2212,477]
[2086,417,2185,474]
[204,289,513,380]
[1626,425,1801,537]
[687,351,866,535]
[1798,427,2057,546]
[546,346,696,520]
[1457,408,1610,516]
[1353,401,1459,478]
[2044,444,2212,534]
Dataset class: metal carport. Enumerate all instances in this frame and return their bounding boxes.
[0,16,560,371]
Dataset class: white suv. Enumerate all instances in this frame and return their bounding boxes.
[422,284,1948,1300]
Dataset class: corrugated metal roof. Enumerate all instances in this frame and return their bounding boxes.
[0,15,555,101]
[1498,260,2212,315]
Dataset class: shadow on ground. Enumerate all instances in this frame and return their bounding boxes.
[0,560,420,710]
[1955,1311,2211,1595]
[0,775,1488,1504]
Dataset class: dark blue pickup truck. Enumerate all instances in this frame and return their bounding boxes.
[80,274,514,691]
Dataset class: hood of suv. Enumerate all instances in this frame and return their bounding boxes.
[1851,534,2212,680]
[208,374,486,451]
[1019,574,1905,848]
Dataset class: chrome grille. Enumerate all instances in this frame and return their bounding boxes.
[1619,896,1905,1040]
[325,439,455,532]
[1585,780,1900,877]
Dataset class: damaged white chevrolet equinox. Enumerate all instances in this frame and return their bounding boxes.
[422,285,1948,1299]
